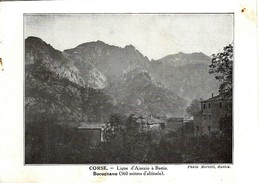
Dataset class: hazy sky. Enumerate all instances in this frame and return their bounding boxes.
[24,14,233,60]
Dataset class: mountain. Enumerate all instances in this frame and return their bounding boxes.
[25,36,85,86]
[25,37,219,122]
[150,52,219,103]
[25,66,88,126]
[25,37,115,126]
[118,68,187,117]
[64,41,187,117]
[64,42,218,104]
[63,41,150,84]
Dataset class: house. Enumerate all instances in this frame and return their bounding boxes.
[193,94,226,135]
[135,115,166,132]
[75,123,105,147]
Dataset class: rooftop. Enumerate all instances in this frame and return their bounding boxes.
[76,123,105,130]
[201,95,222,103]
[136,116,165,124]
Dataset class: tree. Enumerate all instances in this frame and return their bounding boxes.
[104,113,127,141]
[103,113,151,163]
[209,44,233,138]
[186,99,202,117]
[209,44,233,101]
[109,113,125,131]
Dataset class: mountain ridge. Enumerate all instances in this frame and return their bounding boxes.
[25,36,219,123]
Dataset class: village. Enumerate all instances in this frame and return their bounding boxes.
[75,93,229,148]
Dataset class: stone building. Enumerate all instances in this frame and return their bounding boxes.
[193,94,226,135]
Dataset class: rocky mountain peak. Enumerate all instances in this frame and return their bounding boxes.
[76,40,109,49]
[26,36,45,45]
[63,41,150,84]
[125,44,136,50]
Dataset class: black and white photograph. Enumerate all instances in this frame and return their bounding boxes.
[24,14,233,164]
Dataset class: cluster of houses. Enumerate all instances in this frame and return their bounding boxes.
[75,94,228,147]
[74,115,185,146]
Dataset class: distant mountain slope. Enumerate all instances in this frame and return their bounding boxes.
[150,52,219,103]
[155,52,211,66]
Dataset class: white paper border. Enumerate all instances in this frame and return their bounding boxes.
[0,0,258,182]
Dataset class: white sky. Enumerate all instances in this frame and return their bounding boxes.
[24,14,233,60]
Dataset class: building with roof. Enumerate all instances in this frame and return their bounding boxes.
[135,115,166,132]
[193,94,226,135]
[75,123,105,147]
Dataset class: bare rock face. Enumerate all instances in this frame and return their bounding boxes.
[86,67,107,89]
